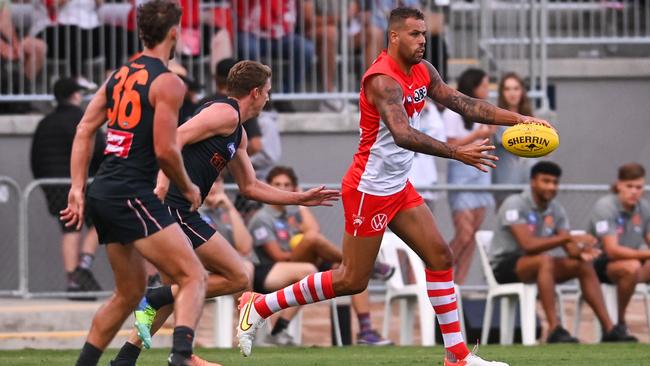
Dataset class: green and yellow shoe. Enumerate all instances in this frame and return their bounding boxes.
[134,297,156,349]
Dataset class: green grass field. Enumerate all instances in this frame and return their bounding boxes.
[2,344,650,366]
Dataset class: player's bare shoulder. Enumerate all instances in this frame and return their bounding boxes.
[364,74,404,108]
[420,59,445,95]
[149,72,186,106]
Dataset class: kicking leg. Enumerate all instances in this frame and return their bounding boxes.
[237,233,383,356]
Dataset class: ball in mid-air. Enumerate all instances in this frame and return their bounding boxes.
[501,123,559,158]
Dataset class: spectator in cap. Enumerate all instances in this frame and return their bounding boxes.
[30,77,106,296]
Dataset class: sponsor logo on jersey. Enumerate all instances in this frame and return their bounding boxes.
[210,153,227,171]
[413,86,427,103]
[104,129,134,158]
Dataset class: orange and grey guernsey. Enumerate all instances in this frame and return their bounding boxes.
[90,55,171,198]
[342,50,430,196]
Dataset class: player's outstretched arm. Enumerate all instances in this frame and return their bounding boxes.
[60,80,109,230]
[423,61,550,128]
[229,132,340,207]
[367,74,497,171]
[151,73,201,211]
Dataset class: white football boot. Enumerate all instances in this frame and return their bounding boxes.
[236,292,267,357]
[444,345,509,366]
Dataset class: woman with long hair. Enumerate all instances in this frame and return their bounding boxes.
[445,68,496,284]
[493,72,535,206]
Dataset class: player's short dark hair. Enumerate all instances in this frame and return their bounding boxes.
[266,166,298,187]
[530,161,562,179]
[389,7,425,29]
[618,163,646,181]
[137,0,182,49]
[227,60,272,98]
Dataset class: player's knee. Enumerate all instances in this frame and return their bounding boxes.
[114,285,146,309]
[426,243,453,269]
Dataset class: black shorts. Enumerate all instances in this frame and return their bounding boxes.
[86,192,175,245]
[253,263,275,293]
[167,206,216,249]
[492,253,523,284]
[41,184,93,233]
[594,255,614,284]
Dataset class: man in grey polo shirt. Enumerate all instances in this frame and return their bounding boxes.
[248,166,394,346]
[590,162,650,341]
[489,161,629,343]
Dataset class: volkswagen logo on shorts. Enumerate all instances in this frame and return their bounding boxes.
[371,213,388,231]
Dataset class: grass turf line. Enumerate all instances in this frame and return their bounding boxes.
[1,344,650,365]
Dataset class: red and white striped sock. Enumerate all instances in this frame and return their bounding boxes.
[426,268,470,361]
[254,270,335,319]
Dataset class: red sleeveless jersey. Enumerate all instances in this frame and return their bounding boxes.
[342,51,431,196]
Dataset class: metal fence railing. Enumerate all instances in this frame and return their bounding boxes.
[9,179,650,297]
[2,1,649,104]
[0,176,21,296]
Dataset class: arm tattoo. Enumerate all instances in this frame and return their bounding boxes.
[425,60,496,124]
[373,77,458,159]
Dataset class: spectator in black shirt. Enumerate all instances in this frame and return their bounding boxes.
[30,78,105,295]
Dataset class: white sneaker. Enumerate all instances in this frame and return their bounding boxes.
[236,292,267,357]
[444,346,509,366]
[264,329,297,346]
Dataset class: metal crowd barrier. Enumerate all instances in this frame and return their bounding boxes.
[0,176,21,296]
[11,179,650,298]
[2,0,649,104]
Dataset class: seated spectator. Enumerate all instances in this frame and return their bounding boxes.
[30,78,105,295]
[493,72,535,207]
[489,161,632,343]
[0,0,46,83]
[248,166,394,346]
[235,0,315,93]
[200,177,255,287]
[445,68,496,284]
[590,162,650,341]
[33,0,132,87]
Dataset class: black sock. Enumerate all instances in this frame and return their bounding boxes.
[111,342,141,365]
[145,286,174,310]
[271,317,290,336]
[171,326,194,357]
[79,253,95,270]
[75,342,102,366]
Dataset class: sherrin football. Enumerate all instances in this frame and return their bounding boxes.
[501,123,559,158]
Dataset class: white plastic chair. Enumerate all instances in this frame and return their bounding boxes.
[213,296,235,348]
[573,282,650,341]
[476,230,537,345]
[379,232,465,346]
